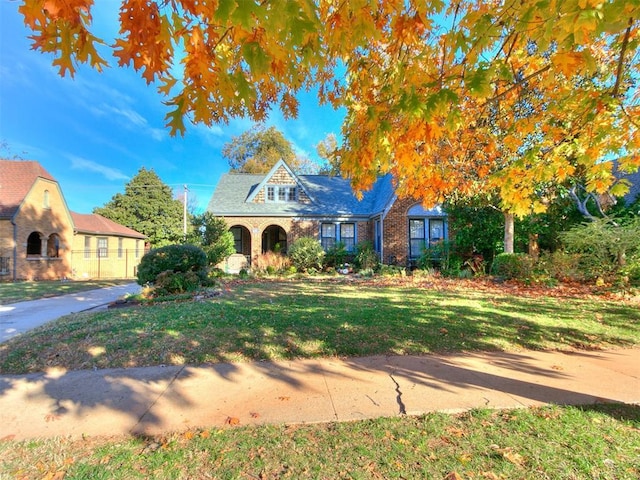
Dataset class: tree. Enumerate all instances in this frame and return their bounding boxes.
[316,133,342,176]
[19,1,639,216]
[223,125,302,173]
[187,212,235,266]
[94,167,185,247]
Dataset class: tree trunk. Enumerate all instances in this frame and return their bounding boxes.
[528,233,539,259]
[504,212,514,254]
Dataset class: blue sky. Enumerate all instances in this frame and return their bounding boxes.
[0,1,345,214]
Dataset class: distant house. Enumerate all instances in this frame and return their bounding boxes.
[207,160,447,268]
[0,160,146,281]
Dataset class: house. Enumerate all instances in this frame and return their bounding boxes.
[207,160,447,268]
[0,160,146,281]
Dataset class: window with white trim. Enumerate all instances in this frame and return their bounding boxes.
[265,185,297,202]
[97,237,108,258]
[84,236,91,259]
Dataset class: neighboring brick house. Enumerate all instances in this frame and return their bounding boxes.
[0,160,146,281]
[207,160,447,268]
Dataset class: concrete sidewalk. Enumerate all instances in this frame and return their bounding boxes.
[0,283,141,344]
[1,348,638,441]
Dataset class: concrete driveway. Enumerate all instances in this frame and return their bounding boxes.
[0,283,141,344]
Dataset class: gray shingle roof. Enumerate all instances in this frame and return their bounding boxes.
[207,172,395,219]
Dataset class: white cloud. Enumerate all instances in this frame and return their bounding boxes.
[68,155,129,181]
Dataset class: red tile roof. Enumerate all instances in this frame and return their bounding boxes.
[0,160,56,218]
[70,212,146,239]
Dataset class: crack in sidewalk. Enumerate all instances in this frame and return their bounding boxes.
[389,373,406,415]
[130,365,187,434]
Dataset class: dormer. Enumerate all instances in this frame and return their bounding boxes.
[246,160,314,205]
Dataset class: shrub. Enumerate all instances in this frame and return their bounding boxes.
[537,250,583,282]
[154,270,201,296]
[560,218,640,282]
[324,242,349,268]
[354,241,380,271]
[379,264,407,277]
[491,253,535,280]
[253,251,291,274]
[137,244,208,287]
[288,237,325,272]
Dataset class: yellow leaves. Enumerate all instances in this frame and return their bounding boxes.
[551,51,585,77]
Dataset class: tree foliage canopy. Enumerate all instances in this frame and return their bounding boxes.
[223,125,296,173]
[94,167,185,247]
[20,0,639,213]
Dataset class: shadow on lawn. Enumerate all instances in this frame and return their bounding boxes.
[0,280,638,439]
[0,348,637,441]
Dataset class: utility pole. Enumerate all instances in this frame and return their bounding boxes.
[183,184,188,238]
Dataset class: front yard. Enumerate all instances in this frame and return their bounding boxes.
[1,277,638,374]
[1,277,639,479]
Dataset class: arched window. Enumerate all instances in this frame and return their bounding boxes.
[43,189,50,209]
[47,233,61,258]
[27,232,42,256]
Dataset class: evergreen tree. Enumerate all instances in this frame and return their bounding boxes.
[94,167,185,247]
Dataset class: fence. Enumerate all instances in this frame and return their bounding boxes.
[70,249,144,280]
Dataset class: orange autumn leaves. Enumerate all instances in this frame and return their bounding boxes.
[18,0,640,214]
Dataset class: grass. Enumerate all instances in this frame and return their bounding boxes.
[1,277,639,374]
[1,277,639,478]
[0,279,134,305]
[1,403,638,479]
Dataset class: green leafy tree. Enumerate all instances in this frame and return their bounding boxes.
[94,167,185,248]
[223,126,301,173]
[188,213,235,266]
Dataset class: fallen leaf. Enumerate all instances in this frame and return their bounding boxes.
[278,396,290,401]
[250,412,260,418]
[443,472,464,480]
[225,416,240,426]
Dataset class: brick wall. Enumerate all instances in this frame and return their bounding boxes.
[221,216,371,264]
[382,197,417,266]
[9,178,74,280]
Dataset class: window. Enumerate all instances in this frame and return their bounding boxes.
[320,223,336,250]
[409,219,426,259]
[43,190,50,209]
[340,223,355,251]
[265,185,297,202]
[97,237,108,258]
[231,226,243,253]
[135,240,140,258]
[0,257,9,275]
[84,236,91,259]
[27,232,42,256]
[47,234,60,258]
[118,238,124,258]
[320,222,356,251]
[409,218,446,259]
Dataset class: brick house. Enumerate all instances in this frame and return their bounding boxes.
[207,160,447,268]
[0,160,146,281]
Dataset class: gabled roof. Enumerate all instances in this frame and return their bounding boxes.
[0,159,56,218]
[208,164,396,219]
[245,159,315,203]
[71,212,147,239]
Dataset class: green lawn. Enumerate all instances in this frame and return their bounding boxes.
[0,279,133,305]
[0,278,638,374]
[1,277,639,478]
[1,404,638,479]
